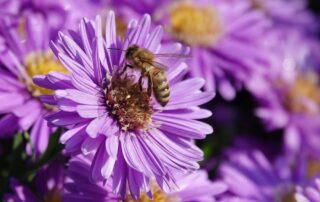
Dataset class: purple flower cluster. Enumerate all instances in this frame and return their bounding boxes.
[0,0,319,201]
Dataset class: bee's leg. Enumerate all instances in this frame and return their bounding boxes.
[147,72,153,96]
[119,64,133,75]
[138,69,146,91]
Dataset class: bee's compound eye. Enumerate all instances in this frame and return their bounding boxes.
[125,47,134,59]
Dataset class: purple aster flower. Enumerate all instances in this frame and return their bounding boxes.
[36,11,214,199]
[219,147,320,202]
[64,155,120,202]
[295,178,320,202]
[4,160,64,202]
[0,16,68,157]
[249,0,317,31]
[64,155,227,202]
[111,0,271,100]
[249,28,320,156]
[0,0,20,20]
[0,0,100,40]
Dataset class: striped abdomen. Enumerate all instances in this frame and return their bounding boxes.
[151,68,170,106]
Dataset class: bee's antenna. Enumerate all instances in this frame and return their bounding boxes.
[106,47,127,52]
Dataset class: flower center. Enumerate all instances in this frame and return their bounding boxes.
[100,10,127,39]
[18,17,26,37]
[106,74,153,131]
[280,192,297,202]
[307,159,320,178]
[250,0,264,10]
[167,2,223,46]
[274,184,297,202]
[115,16,128,39]
[24,52,67,97]
[283,74,320,114]
[43,187,62,202]
[125,182,174,202]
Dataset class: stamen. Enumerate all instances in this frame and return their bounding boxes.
[274,185,297,202]
[167,1,223,46]
[24,52,67,97]
[18,17,26,37]
[283,73,320,114]
[307,159,320,179]
[251,0,264,10]
[280,192,297,202]
[99,10,127,39]
[115,16,128,39]
[106,74,153,131]
[43,187,62,202]
[125,181,174,202]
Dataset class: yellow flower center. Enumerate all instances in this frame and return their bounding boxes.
[283,73,320,114]
[106,74,153,131]
[168,1,223,46]
[125,182,176,202]
[24,52,67,97]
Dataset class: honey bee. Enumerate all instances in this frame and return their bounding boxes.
[123,44,188,107]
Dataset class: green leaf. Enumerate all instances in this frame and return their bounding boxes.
[23,128,64,182]
[12,132,24,150]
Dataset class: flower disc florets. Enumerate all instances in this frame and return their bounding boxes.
[24,51,67,97]
[106,74,153,131]
[167,1,222,46]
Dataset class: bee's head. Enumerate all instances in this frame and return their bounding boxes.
[125,45,139,60]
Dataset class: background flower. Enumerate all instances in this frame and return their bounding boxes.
[248,0,317,31]
[0,14,62,157]
[250,28,320,156]
[219,147,319,202]
[4,160,65,202]
[295,178,320,202]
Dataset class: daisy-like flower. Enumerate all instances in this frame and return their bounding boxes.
[295,178,320,202]
[249,0,317,31]
[36,12,214,198]
[4,161,64,202]
[0,16,68,157]
[0,0,100,40]
[111,0,271,100]
[250,29,320,155]
[219,147,320,202]
[0,0,20,20]
[64,156,227,202]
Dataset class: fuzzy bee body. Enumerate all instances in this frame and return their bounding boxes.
[125,45,170,106]
[150,68,170,106]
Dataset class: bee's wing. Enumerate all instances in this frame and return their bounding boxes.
[154,53,191,58]
[150,60,169,71]
[150,53,190,71]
